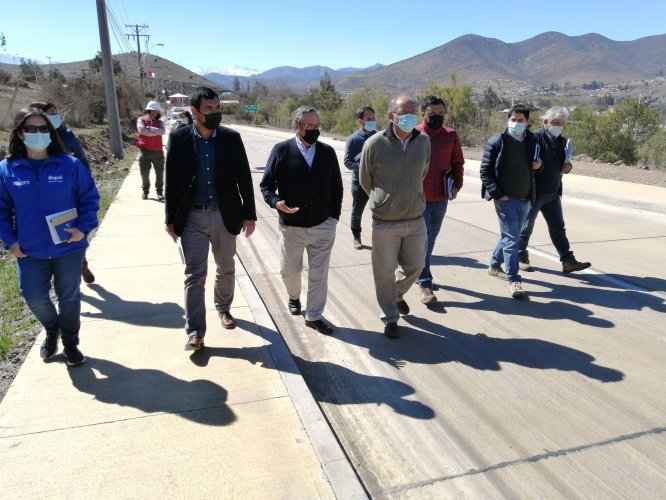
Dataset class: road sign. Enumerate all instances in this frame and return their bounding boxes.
[245,105,258,113]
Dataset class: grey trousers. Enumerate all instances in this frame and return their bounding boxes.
[181,209,236,337]
[278,218,337,321]
[138,148,164,195]
[371,217,427,324]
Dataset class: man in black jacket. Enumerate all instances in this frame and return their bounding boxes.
[260,106,343,335]
[518,106,591,273]
[480,104,540,299]
[165,87,256,351]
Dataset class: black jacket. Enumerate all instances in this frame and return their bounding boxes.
[165,125,256,237]
[480,130,540,203]
[533,128,568,197]
[260,137,343,227]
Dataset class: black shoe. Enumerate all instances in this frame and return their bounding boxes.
[63,345,86,366]
[40,331,60,361]
[157,194,165,202]
[563,259,591,273]
[305,319,334,335]
[141,192,148,200]
[384,322,400,338]
[396,299,410,315]
[288,298,301,315]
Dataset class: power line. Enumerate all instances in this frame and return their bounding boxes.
[106,4,134,54]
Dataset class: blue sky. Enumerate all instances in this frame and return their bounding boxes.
[2,0,665,75]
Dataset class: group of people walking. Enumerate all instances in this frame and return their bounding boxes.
[0,86,591,364]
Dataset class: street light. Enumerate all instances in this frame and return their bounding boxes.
[139,42,164,104]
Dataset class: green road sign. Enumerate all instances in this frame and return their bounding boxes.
[245,105,258,113]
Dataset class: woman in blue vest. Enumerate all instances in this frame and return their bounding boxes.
[0,108,99,366]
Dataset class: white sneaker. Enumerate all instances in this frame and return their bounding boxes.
[420,287,437,305]
[508,281,525,299]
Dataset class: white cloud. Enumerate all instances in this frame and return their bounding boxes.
[190,64,261,77]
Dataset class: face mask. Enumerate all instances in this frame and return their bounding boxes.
[47,114,62,129]
[180,117,189,125]
[507,121,526,135]
[395,113,417,133]
[303,129,320,144]
[426,115,444,130]
[23,132,52,152]
[364,120,377,132]
[548,125,563,138]
[201,111,222,130]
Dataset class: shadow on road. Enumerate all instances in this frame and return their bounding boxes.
[68,358,236,426]
[81,283,184,328]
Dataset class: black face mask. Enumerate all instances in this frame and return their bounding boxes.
[201,111,222,130]
[302,129,320,145]
[426,115,444,130]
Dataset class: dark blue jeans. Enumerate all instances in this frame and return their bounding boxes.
[416,200,448,288]
[350,178,369,238]
[490,198,529,283]
[518,192,573,263]
[17,249,85,346]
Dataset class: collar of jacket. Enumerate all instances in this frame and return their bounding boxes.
[383,123,422,142]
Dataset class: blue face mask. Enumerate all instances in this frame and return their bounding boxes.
[395,113,418,133]
[507,121,526,135]
[180,117,189,124]
[47,114,62,129]
[364,120,377,132]
[23,132,52,152]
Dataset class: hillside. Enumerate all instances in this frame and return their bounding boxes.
[334,32,666,92]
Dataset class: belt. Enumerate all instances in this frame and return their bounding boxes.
[192,204,218,212]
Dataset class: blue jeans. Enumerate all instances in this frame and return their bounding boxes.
[416,200,448,288]
[490,198,529,283]
[518,192,573,263]
[17,249,85,346]
[350,178,369,238]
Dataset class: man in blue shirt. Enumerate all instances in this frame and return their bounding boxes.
[165,87,256,351]
[344,106,376,249]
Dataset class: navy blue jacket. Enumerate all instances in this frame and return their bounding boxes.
[533,128,568,197]
[480,130,540,203]
[58,126,91,171]
[0,154,99,259]
[261,137,343,227]
[344,128,376,180]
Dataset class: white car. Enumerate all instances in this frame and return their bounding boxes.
[166,111,182,132]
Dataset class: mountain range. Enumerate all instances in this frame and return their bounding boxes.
[204,32,666,93]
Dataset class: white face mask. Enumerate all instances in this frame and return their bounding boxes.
[507,121,525,135]
[548,125,563,138]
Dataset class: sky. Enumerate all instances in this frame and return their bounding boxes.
[2,0,665,76]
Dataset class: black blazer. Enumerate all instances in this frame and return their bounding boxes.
[165,125,256,236]
[260,138,343,228]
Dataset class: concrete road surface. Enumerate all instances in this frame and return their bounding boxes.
[234,124,666,498]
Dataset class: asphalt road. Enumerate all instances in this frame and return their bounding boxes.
[233,124,666,498]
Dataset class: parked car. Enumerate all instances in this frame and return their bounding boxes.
[166,111,182,132]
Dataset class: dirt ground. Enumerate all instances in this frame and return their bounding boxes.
[463,146,666,187]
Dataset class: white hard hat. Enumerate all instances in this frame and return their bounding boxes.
[145,101,161,112]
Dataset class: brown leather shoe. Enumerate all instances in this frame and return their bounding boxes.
[353,237,363,250]
[220,311,236,329]
[185,335,204,351]
[81,261,95,284]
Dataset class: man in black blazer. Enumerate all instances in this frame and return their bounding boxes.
[165,87,256,351]
[260,106,343,335]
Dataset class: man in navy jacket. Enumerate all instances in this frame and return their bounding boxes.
[260,106,343,335]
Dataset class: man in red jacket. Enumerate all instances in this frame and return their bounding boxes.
[415,96,464,304]
[137,101,165,201]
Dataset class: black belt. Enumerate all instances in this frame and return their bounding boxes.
[192,204,218,212]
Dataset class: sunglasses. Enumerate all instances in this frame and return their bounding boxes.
[23,125,50,133]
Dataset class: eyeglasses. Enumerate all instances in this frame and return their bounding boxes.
[23,125,50,133]
[300,123,321,131]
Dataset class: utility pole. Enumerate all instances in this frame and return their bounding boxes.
[125,23,149,104]
[46,56,52,80]
[95,0,124,158]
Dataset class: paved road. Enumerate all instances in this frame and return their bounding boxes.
[234,125,666,498]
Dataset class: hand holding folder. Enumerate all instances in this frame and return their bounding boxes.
[45,208,78,244]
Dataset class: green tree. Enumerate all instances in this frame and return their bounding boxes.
[232,76,240,93]
[300,70,342,112]
[330,85,390,136]
[89,52,123,76]
[638,129,666,170]
[19,58,43,82]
